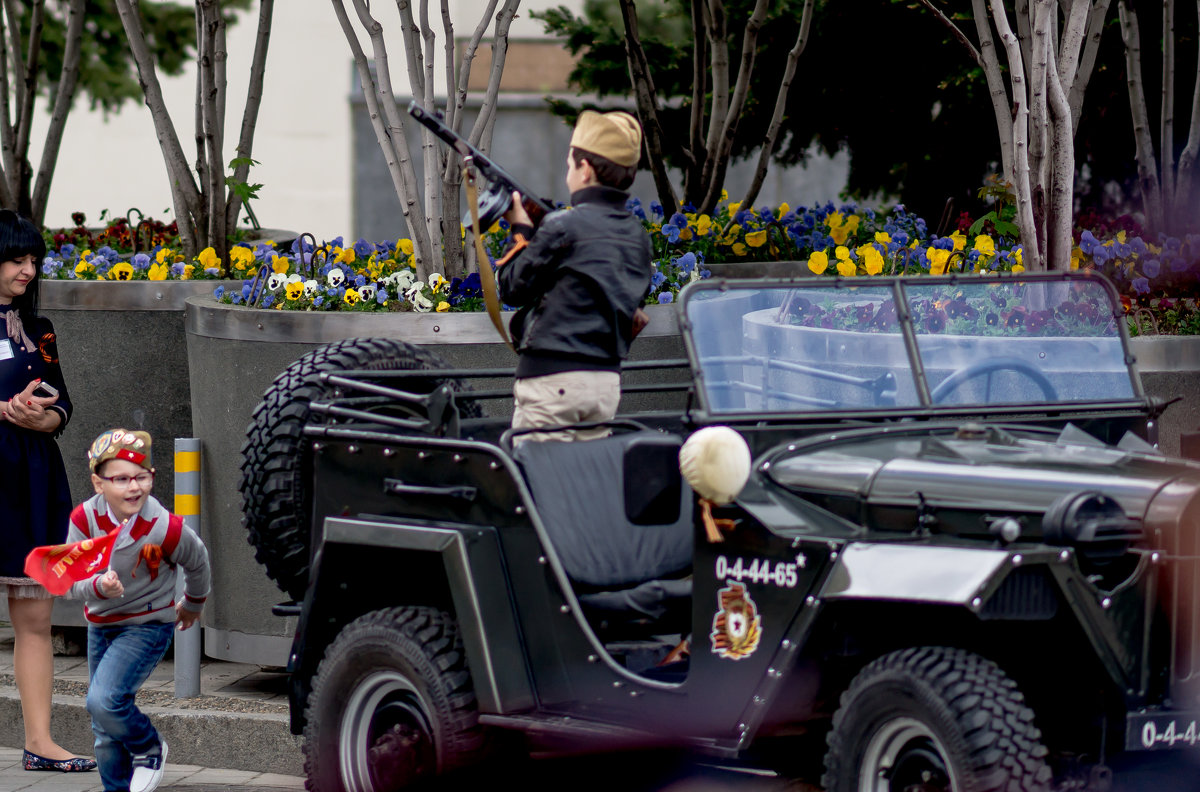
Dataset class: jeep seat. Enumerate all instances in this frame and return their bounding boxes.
[513,431,693,621]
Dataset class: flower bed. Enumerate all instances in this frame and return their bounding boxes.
[40,202,1200,333]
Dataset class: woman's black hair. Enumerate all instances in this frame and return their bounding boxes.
[0,209,45,322]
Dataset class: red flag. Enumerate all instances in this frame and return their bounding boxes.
[24,533,117,596]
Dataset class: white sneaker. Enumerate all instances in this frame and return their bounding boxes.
[130,738,167,792]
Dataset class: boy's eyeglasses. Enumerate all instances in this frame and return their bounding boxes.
[98,473,154,488]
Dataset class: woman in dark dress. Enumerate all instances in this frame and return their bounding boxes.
[0,209,96,771]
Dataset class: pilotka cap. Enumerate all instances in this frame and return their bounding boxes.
[570,110,642,167]
[88,428,154,472]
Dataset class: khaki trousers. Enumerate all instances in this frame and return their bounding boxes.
[512,370,620,443]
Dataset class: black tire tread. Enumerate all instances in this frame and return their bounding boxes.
[302,606,484,791]
[822,646,1052,792]
[240,338,481,600]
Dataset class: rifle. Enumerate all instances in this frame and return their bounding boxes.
[407,101,555,230]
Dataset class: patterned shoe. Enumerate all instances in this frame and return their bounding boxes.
[22,749,98,772]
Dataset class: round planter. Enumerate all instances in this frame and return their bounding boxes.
[184,296,683,664]
[37,280,236,628]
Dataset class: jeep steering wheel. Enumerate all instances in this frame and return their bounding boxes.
[929,356,1058,404]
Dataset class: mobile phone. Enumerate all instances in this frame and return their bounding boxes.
[33,381,59,398]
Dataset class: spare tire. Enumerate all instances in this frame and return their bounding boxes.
[240,337,483,601]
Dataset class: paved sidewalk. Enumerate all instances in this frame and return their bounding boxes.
[0,626,305,778]
[0,746,304,791]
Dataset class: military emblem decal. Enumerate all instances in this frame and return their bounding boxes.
[710,582,762,660]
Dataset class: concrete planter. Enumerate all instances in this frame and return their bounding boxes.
[1130,335,1200,457]
[184,297,684,664]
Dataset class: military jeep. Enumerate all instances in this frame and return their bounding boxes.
[242,271,1200,792]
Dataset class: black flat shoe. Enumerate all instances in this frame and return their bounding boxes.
[23,749,98,772]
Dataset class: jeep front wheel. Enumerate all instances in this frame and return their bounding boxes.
[822,646,1052,792]
[303,607,485,792]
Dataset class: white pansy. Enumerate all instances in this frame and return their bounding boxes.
[428,272,447,292]
[383,269,415,292]
[267,272,287,292]
[405,285,433,312]
[327,269,346,288]
[358,283,377,303]
[303,279,319,299]
[286,273,303,284]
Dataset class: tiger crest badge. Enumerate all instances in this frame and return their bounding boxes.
[710,582,761,660]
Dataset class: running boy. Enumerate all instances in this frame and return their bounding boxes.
[65,429,211,792]
[497,109,653,441]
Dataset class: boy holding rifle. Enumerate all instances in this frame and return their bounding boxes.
[497,110,652,442]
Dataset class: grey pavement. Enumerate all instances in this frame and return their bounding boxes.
[0,624,306,788]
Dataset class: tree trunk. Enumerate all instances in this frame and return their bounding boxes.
[30,0,84,226]
[1119,0,1165,231]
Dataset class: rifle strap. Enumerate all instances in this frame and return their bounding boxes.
[463,164,514,350]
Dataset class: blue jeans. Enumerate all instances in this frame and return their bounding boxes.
[86,622,174,792]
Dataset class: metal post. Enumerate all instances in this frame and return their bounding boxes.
[173,438,202,698]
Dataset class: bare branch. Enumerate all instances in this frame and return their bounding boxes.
[1067,0,1112,128]
[13,0,43,195]
[971,0,1016,188]
[226,0,274,233]
[1161,0,1176,200]
[333,0,431,274]
[1118,0,1164,229]
[737,0,814,214]
[395,0,426,100]
[700,0,729,201]
[619,0,678,215]
[31,0,84,225]
[1173,1,1200,217]
[198,0,226,256]
[0,5,18,205]
[115,0,203,241]
[915,0,984,66]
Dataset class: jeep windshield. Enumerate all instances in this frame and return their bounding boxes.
[678,272,1141,415]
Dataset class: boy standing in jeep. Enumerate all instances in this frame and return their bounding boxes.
[498,110,652,442]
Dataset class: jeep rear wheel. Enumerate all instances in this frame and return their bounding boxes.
[822,646,1051,792]
[303,607,485,792]
[240,337,481,600]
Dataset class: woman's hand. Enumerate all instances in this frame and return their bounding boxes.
[1,380,62,432]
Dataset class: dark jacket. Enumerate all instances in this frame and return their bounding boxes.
[497,186,652,379]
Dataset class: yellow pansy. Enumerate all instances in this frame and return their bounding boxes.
[155,248,173,264]
[695,215,713,236]
[181,264,195,280]
[1117,230,1126,243]
[927,247,951,275]
[107,262,135,281]
[837,257,857,277]
[397,238,414,256]
[859,244,885,276]
[678,227,693,241]
[488,221,501,235]
[1013,248,1023,267]
[198,247,221,271]
[344,288,360,305]
[1070,247,1083,271]
[335,247,355,265]
[746,230,768,248]
[949,230,967,251]
[271,254,290,274]
[230,246,254,272]
[74,261,94,276]
[875,231,891,245]
[728,201,741,215]
[148,262,169,281]
[844,214,861,233]
[719,224,742,246]
[732,242,748,257]
[429,273,448,293]
[720,189,729,201]
[835,246,851,261]
[436,301,451,312]
[1012,264,1026,273]
[808,250,829,275]
[776,202,790,219]
[286,281,305,300]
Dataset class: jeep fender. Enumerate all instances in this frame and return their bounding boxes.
[288,516,533,733]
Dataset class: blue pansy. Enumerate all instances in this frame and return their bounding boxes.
[214,285,225,299]
[658,293,674,304]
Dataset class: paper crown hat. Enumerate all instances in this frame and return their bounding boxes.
[88,429,153,472]
[569,110,642,167]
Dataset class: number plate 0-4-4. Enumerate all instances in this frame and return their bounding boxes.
[1126,712,1200,751]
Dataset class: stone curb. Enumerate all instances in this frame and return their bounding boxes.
[0,688,303,777]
